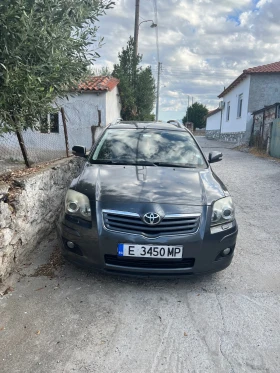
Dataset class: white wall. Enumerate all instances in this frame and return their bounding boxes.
[58,92,106,149]
[0,89,121,164]
[220,75,251,133]
[59,92,106,127]
[105,86,122,125]
[206,111,221,130]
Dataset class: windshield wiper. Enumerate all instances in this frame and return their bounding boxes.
[92,159,158,166]
[135,160,158,166]
[153,162,197,168]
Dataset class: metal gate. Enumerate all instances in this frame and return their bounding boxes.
[270,119,280,158]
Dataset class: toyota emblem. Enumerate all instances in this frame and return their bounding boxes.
[143,212,161,225]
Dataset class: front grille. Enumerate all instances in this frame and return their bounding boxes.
[104,255,195,269]
[103,211,200,237]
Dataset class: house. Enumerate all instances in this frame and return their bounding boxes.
[205,108,221,139]
[55,75,121,147]
[206,61,280,143]
[0,76,121,171]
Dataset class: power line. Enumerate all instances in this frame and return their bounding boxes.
[153,67,236,73]
[151,74,236,79]
[150,70,236,77]
[150,65,238,74]
[152,0,159,63]
[152,69,236,74]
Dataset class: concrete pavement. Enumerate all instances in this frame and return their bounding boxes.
[1,137,280,373]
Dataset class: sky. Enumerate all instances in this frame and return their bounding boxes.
[93,0,280,121]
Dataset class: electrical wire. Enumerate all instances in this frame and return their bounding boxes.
[150,70,237,78]
[152,0,159,63]
[150,64,238,76]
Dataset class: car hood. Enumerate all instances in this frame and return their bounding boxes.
[74,164,227,206]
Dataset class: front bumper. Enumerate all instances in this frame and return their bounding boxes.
[57,209,238,276]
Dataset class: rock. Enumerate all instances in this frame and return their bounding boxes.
[0,158,83,282]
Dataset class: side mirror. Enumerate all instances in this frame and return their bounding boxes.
[72,145,86,158]
[209,151,223,163]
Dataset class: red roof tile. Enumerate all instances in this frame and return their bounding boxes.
[77,76,119,92]
[244,61,280,74]
[206,108,221,118]
[218,61,280,98]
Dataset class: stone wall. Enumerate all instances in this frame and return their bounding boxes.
[0,157,84,282]
[206,130,247,144]
[205,130,221,139]
[220,132,246,144]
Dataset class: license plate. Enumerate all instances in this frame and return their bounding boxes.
[117,244,183,259]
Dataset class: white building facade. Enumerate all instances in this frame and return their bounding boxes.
[206,61,280,143]
[205,108,222,138]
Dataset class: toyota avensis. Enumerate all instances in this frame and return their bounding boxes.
[58,121,238,276]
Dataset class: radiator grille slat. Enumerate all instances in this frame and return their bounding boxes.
[103,211,200,237]
[104,255,195,269]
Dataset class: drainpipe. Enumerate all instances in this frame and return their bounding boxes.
[266,122,273,154]
[219,108,223,140]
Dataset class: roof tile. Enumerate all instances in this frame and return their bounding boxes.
[206,108,221,118]
[77,76,119,92]
[244,61,280,74]
[218,61,280,98]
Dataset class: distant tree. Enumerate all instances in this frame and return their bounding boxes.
[112,37,156,121]
[91,66,112,76]
[0,0,114,136]
[182,102,209,129]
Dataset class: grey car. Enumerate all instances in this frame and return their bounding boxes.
[58,121,238,276]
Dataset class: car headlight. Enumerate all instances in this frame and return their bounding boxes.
[211,197,235,226]
[65,190,91,221]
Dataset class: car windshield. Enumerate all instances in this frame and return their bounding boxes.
[91,129,207,168]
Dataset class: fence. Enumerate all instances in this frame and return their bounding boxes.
[270,119,280,158]
[0,108,95,176]
[250,103,280,152]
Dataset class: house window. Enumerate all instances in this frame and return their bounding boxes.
[237,94,243,118]
[50,113,59,133]
[40,112,59,133]
[226,101,230,121]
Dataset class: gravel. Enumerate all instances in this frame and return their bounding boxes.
[0,137,279,373]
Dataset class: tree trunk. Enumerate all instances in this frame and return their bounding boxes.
[16,130,31,168]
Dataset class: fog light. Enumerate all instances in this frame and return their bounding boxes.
[67,241,75,249]
[221,248,231,256]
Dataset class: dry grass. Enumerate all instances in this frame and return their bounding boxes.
[31,247,65,278]
[234,145,280,162]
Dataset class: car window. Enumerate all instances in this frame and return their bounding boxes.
[91,129,207,168]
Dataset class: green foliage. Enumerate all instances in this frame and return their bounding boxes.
[0,0,114,133]
[112,37,156,121]
[182,102,209,129]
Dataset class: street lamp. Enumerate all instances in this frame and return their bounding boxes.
[139,20,157,29]
[134,20,157,58]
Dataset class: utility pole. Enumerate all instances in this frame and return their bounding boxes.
[156,62,162,121]
[134,0,140,59]
[187,95,190,122]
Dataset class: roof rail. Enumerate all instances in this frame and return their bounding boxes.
[167,120,185,129]
[109,118,122,127]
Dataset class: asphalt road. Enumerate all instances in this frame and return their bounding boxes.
[1,137,280,373]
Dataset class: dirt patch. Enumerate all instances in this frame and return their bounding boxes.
[31,247,65,278]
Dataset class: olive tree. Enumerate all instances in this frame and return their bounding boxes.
[0,0,114,140]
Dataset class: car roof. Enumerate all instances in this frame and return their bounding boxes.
[109,121,189,132]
